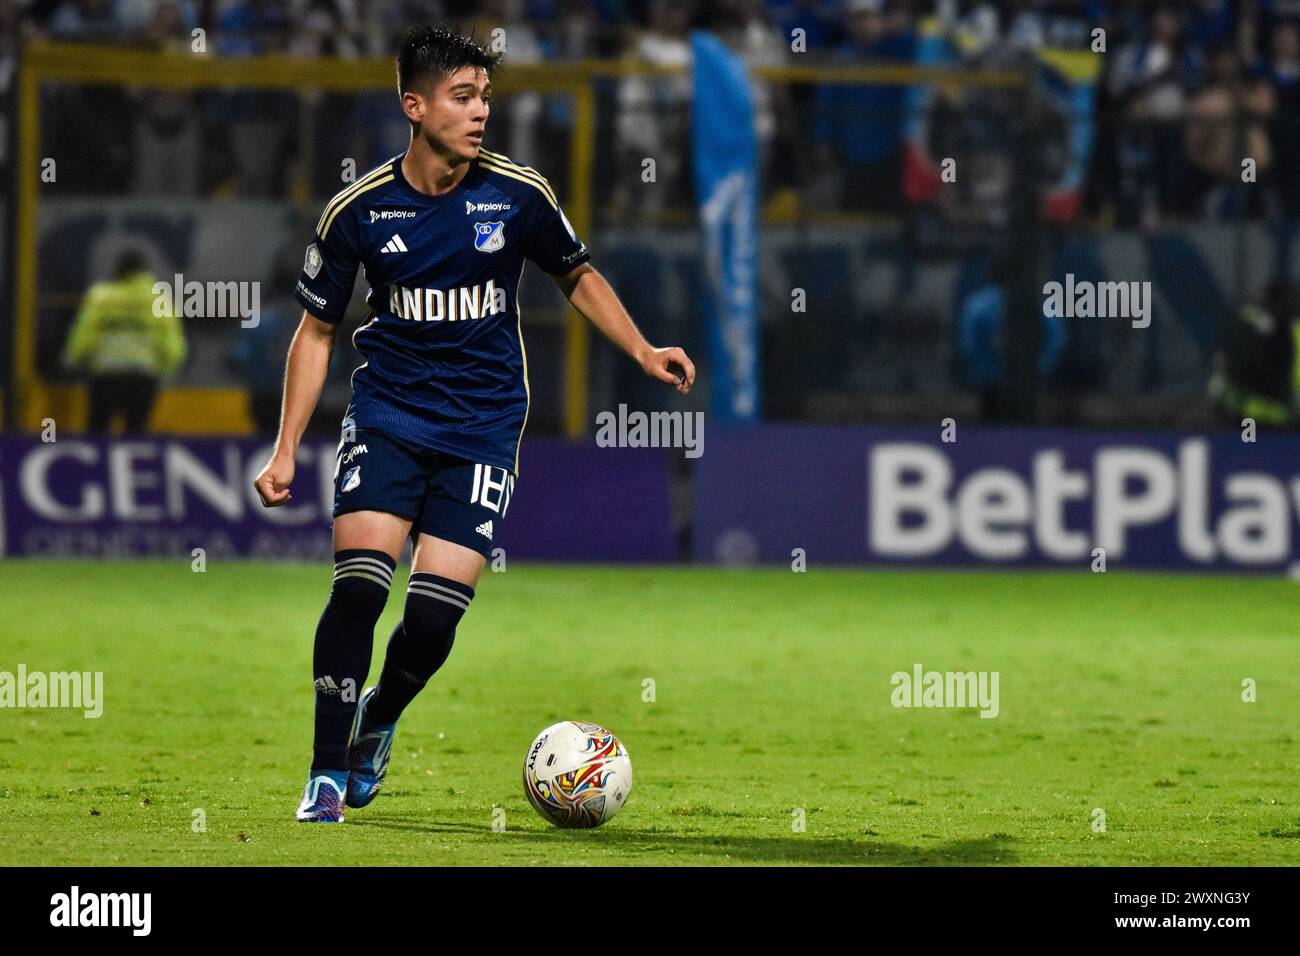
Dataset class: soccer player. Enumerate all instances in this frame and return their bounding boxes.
[252,26,695,822]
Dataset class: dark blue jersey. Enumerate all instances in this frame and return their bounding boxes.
[294,149,590,473]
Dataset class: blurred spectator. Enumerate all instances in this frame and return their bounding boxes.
[1003,0,1096,51]
[1185,0,1236,52]
[0,0,21,81]
[812,0,916,213]
[614,0,694,219]
[467,0,546,164]
[212,0,296,196]
[287,0,362,57]
[46,0,123,39]
[765,0,841,51]
[62,250,187,434]
[1210,278,1298,427]
[551,0,602,59]
[958,250,1066,422]
[1263,21,1300,220]
[0,0,22,181]
[1109,5,1201,225]
[342,0,394,58]
[216,0,290,55]
[1185,42,1273,217]
[131,90,204,194]
[142,0,193,49]
[119,0,195,37]
[940,0,1001,54]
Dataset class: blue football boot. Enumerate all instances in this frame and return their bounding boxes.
[295,770,348,823]
[346,687,396,809]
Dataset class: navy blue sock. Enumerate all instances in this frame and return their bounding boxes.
[366,572,474,725]
[311,549,395,771]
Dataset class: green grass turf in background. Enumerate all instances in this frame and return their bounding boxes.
[0,561,1296,865]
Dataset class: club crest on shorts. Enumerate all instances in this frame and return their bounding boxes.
[303,242,323,279]
[341,466,361,493]
[473,221,505,253]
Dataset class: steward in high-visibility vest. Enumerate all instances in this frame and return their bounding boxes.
[63,251,186,433]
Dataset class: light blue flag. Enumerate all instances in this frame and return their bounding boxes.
[691,31,761,422]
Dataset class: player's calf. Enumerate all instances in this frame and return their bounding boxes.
[345,573,474,808]
[298,549,395,821]
[369,572,474,723]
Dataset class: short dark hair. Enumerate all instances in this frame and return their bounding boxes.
[396,26,501,96]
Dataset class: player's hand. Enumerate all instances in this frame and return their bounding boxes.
[253,452,296,507]
[642,346,696,396]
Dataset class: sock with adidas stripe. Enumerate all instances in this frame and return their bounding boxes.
[310,549,396,771]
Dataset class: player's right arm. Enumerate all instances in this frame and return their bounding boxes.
[253,312,339,507]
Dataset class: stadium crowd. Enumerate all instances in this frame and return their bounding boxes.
[8,1,1300,430]
[3,0,1300,225]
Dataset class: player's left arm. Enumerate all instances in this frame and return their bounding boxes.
[553,263,696,396]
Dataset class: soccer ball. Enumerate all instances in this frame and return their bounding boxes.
[522,721,633,829]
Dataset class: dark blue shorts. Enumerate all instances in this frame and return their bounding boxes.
[332,426,515,558]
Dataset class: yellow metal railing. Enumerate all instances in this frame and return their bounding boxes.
[13,42,1027,437]
[15,43,606,436]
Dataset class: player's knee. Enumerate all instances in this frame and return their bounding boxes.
[323,549,397,626]
[396,572,476,680]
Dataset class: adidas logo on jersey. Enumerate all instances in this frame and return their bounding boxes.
[381,234,408,254]
[315,676,339,694]
[475,520,494,541]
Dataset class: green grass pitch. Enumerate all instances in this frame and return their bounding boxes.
[0,560,1296,866]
